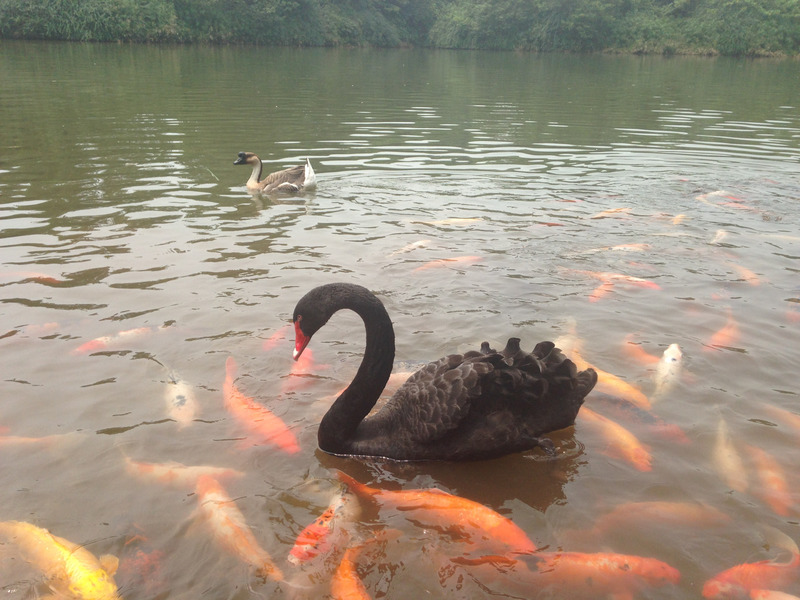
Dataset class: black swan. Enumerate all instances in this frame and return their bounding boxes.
[233,152,316,193]
[292,283,597,461]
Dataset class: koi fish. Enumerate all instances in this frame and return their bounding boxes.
[589,207,632,219]
[711,229,729,245]
[124,456,244,488]
[336,471,536,556]
[1,271,65,285]
[703,528,800,599]
[289,490,359,565]
[414,256,482,271]
[746,444,793,516]
[417,218,483,226]
[72,325,167,355]
[330,531,400,600]
[583,243,652,253]
[0,520,121,600]
[750,591,800,600]
[579,407,652,472]
[761,403,800,440]
[571,348,652,410]
[223,356,300,453]
[194,475,283,581]
[165,372,198,428]
[570,269,661,290]
[730,262,761,285]
[621,336,661,366]
[712,417,748,493]
[672,213,687,225]
[331,544,370,600]
[530,550,681,598]
[580,501,731,541]
[653,343,683,399]
[591,393,690,444]
[262,323,292,352]
[388,239,431,256]
[705,308,740,351]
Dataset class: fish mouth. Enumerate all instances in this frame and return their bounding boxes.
[293,320,310,360]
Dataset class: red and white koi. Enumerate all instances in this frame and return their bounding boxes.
[194,475,283,581]
[289,490,359,565]
[72,325,169,355]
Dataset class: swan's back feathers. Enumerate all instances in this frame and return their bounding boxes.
[260,164,305,192]
[362,339,596,460]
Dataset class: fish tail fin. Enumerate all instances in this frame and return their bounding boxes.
[761,525,799,559]
[335,471,378,500]
[225,356,237,380]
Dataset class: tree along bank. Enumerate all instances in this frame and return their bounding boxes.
[1,0,798,57]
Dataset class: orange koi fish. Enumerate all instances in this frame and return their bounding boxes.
[621,336,661,366]
[705,307,740,350]
[414,256,482,271]
[530,550,681,598]
[712,416,748,493]
[579,407,652,472]
[1,271,65,285]
[223,356,300,454]
[589,207,632,219]
[584,501,730,540]
[336,471,536,556]
[124,456,244,488]
[262,323,292,352]
[331,544,370,600]
[72,325,165,355]
[730,263,761,285]
[747,444,793,516]
[0,520,121,600]
[672,213,688,224]
[289,491,359,565]
[703,529,800,599]
[417,218,483,226]
[750,591,800,600]
[571,348,652,410]
[194,475,283,581]
[591,393,690,444]
[761,403,800,440]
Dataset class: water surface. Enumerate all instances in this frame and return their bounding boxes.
[1,42,800,599]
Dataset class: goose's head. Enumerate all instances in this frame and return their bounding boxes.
[233,151,259,166]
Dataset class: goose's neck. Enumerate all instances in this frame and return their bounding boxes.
[318,292,395,453]
[247,160,263,188]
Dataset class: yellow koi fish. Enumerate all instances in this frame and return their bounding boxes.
[0,520,120,600]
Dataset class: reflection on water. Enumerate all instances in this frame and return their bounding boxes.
[1,42,800,599]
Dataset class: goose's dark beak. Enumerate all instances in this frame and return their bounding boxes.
[233,152,247,165]
[293,320,311,360]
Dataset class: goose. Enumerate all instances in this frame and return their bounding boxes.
[234,152,316,194]
[291,283,597,461]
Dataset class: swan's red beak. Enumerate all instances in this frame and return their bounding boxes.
[293,320,311,361]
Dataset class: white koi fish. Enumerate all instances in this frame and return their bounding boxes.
[653,343,682,400]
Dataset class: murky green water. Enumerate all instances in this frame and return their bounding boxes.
[1,41,799,599]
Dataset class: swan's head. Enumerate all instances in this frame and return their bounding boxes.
[234,151,258,166]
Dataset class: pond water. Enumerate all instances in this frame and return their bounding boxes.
[1,41,799,599]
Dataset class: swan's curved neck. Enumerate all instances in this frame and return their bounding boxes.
[318,291,395,453]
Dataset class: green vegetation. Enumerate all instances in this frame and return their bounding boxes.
[1,0,798,56]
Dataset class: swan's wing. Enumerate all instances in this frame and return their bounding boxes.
[260,164,305,191]
[388,353,495,444]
